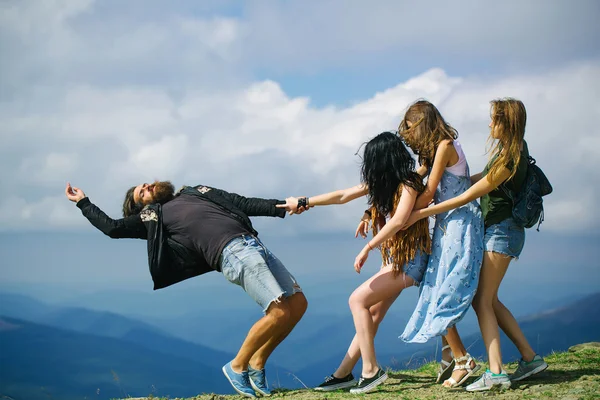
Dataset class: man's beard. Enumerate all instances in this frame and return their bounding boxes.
[150,181,175,204]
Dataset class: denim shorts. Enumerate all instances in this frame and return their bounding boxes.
[483,218,526,258]
[219,234,302,313]
[383,250,428,286]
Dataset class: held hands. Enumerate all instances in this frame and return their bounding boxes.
[276,196,312,215]
[65,182,86,203]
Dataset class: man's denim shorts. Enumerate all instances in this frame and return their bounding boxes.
[483,218,526,258]
[219,234,302,313]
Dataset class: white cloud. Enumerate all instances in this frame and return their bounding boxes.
[179,17,239,50]
[1,1,599,234]
[4,0,597,95]
[19,152,80,186]
[240,0,600,72]
[0,1,245,93]
[1,63,599,233]
[130,134,189,177]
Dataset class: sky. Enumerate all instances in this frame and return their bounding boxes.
[1,0,599,297]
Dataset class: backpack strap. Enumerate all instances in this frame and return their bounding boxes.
[499,155,535,199]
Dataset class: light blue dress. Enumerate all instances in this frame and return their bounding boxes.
[400,144,484,343]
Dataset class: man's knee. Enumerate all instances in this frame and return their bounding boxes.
[266,299,292,323]
[292,292,308,317]
[281,293,307,324]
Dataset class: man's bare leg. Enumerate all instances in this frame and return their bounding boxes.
[249,292,308,369]
[231,299,293,373]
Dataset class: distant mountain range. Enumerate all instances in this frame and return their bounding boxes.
[0,316,235,400]
[1,291,599,399]
[0,293,296,400]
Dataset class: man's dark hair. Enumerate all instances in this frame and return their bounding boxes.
[122,181,175,217]
[123,186,143,217]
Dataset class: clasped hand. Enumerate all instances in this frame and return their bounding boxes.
[276,197,312,215]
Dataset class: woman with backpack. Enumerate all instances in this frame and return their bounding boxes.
[402,98,549,391]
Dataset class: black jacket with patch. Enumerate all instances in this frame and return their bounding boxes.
[76,185,286,290]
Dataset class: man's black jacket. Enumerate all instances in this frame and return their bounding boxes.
[77,185,286,290]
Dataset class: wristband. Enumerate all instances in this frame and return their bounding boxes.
[298,197,308,209]
[367,242,374,251]
[364,209,372,217]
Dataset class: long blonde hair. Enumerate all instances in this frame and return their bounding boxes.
[486,98,526,183]
[369,187,431,276]
[398,100,458,169]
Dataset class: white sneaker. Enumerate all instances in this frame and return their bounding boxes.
[466,369,511,392]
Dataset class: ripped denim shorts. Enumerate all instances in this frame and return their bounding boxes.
[219,234,302,313]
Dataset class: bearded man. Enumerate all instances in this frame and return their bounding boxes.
[65,181,306,398]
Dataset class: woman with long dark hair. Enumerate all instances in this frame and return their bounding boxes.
[280,132,431,394]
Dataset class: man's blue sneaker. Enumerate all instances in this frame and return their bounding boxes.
[222,361,257,398]
[249,365,271,396]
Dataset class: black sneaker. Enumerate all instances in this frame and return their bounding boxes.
[349,368,388,394]
[314,373,357,391]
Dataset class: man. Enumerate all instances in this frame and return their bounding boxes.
[65,181,307,399]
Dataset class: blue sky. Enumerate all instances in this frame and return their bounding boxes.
[1,0,599,297]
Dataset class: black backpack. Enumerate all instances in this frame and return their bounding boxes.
[501,156,553,231]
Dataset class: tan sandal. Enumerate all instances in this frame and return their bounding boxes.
[436,344,455,384]
[443,353,481,388]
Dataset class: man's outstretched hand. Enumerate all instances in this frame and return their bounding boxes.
[277,197,299,215]
[276,196,313,215]
[65,182,86,203]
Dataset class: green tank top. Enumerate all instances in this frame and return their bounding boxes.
[480,141,529,227]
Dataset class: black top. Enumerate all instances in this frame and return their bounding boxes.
[480,141,530,227]
[76,184,287,289]
[162,193,251,268]
[76,197,146,239]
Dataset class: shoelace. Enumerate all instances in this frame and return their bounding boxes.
[242,373,251,386]
[357,377,365,386]
[515,365,525,375]
[483,373,491,385]
[472,373,490,389]
[323,375,334,383]
[483,372,504,385]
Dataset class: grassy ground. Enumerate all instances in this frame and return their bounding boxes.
[125,343,600,400]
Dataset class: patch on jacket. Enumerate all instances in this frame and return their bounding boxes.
[197,186,212,194]
[140,208,158,222]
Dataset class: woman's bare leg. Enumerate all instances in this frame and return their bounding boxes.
[348,266,414,378]
[472,251,511,374]
[334,294,400,378]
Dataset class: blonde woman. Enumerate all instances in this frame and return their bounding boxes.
[403,98,548,391]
